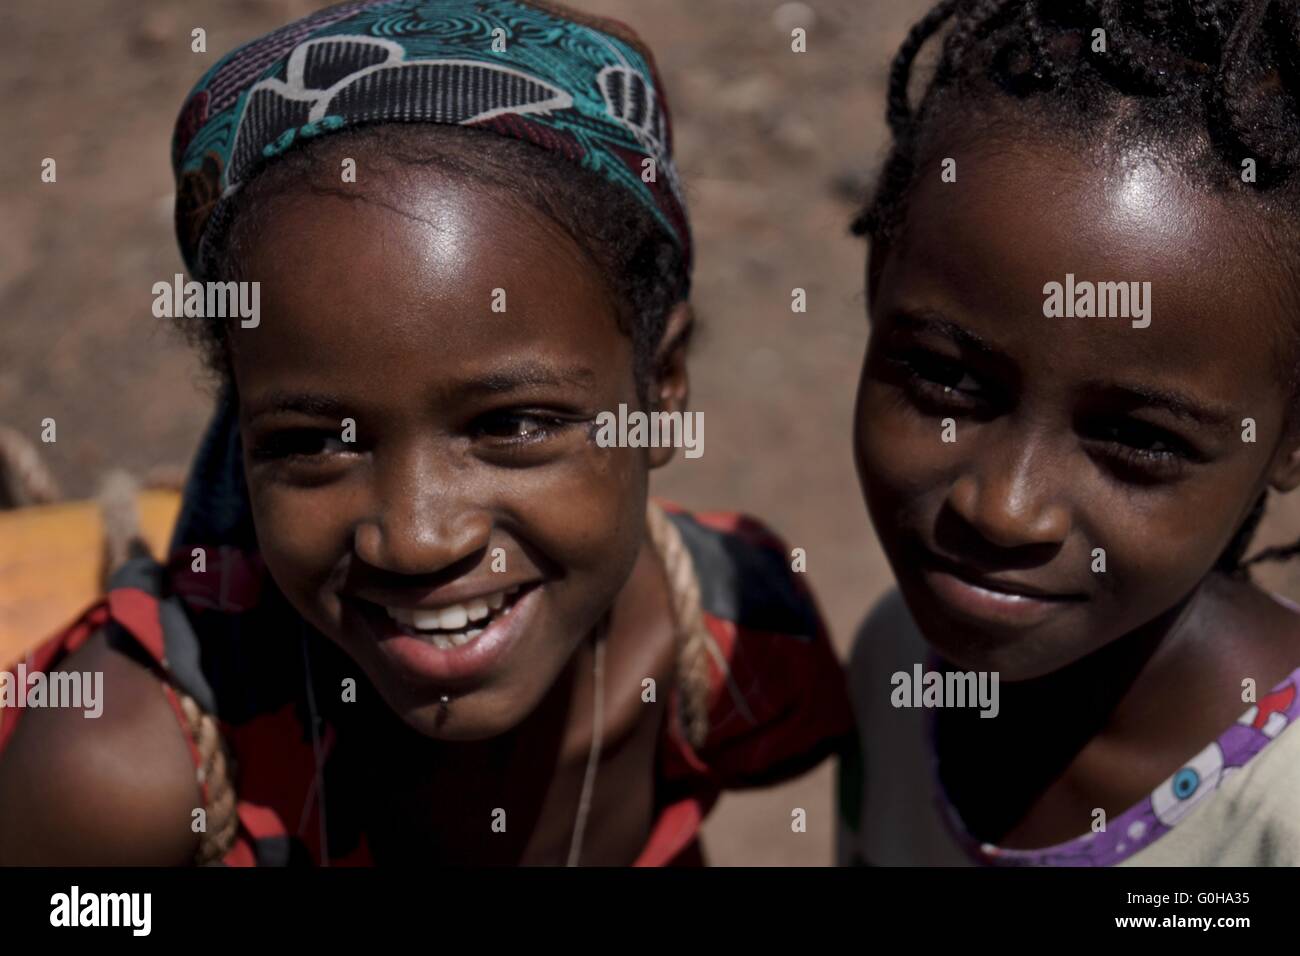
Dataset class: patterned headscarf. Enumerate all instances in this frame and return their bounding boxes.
[172,0,691,280]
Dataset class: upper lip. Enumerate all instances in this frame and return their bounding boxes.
[923,551,1083,600]
[347,580,540,612]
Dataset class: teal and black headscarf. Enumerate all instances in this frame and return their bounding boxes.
[172,0,691,280]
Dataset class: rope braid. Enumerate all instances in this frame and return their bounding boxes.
[96,471,151,586]
[858,0,1300,574]
[645,500,717,750]
[176,693,239,865]
[0,425,61,509]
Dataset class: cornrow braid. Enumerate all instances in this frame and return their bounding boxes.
[857,0,1300,576]
[1024,0,1062,85]
[1215,0,1300,175]
[1099,0,1178,91]
[887,0,964,134]
[1192,0,1230,41]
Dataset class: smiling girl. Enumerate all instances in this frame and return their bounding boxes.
[838,0,1300,866]
[0,0,851,866]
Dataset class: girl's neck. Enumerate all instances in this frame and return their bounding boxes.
[937,571,1300,847]
[995,579,1206,740]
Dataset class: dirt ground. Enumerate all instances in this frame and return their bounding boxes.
[7,0,1300,867]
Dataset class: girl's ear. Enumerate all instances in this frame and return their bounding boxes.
[647,301,693,470]
[1269,434,1300,492]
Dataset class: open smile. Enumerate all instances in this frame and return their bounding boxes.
[346,582,544,685]
[382,584,525,650]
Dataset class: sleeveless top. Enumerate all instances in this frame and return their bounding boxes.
[1,504,853,866]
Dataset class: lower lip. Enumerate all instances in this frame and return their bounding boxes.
[922,567,1076,628]
[350,586,541,685]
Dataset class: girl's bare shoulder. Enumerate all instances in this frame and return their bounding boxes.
[0,627,201,865]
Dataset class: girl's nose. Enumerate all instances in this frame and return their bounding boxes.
[946,441,1072,550]
[353,499,493,577]
[351,450,493,576]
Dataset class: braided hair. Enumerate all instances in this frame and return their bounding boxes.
[856,0,1300,578]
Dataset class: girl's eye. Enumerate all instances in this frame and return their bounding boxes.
[886,349,985,409]
[473,411,572,444]
[250,429,353,461]
[1087,419,1196,481]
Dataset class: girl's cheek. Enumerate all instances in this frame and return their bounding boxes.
[1084,481,1239,606]
[249,485,352,600]
[858,382,959,504]
[515,446,645,573]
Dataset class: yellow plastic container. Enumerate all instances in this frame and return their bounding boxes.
[0,490,180,668]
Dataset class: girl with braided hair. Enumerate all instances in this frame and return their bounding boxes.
[0,0,851,866]
[839,0,1300,865]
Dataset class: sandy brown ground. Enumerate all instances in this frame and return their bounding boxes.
[6,0,1300,867]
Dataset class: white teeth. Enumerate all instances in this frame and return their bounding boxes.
[451,628,484,647]
[432,634,454,651]
[438,605,469,629]
[410,608,442,630]
[383,586,522,637]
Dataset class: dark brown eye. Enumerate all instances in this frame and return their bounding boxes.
[251,430,351,461]
[1090,419,1193,459]
[885,349,986,411]
[1083,418,1199,483]
[907,352,971,391]
[474,411,568,442]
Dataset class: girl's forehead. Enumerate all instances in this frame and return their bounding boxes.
[900,140,1281,290]
[877,148,1296,404]
[230,175,629,387]
[249,171,602,301]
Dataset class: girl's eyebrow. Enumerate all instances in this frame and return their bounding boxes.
[451,361,597,398]
[891,310,1000,357]
[244,363,598,421]
[245,390,348,421]
[1084,381,1235,429]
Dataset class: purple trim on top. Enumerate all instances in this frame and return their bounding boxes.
[926,643,1300,866]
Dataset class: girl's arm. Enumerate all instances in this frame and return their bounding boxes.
[0,630,202,865]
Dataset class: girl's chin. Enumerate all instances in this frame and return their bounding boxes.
[387,687,529,741]
[921,628,1096,683]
